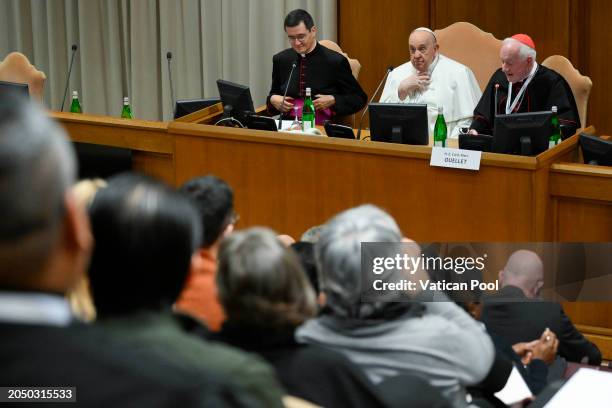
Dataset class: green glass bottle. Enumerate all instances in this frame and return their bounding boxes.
[121,97,133,119]
[302,87,315,131]
[70,91,82,114]
[549,105,561,149]
[433,106,447,147]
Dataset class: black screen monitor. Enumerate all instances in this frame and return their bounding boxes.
[459,133,493,152]
[0,80,29,98]
[174,97,220,119]
[368,103,428,145]
[580,133,612,166]
[216,79,255,124]
[493,111,553,156]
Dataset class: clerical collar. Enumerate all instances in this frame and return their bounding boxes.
[505,62,538,114]
[299,41,319,58]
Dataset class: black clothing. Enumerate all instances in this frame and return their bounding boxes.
[471,65,580,135]
[267,42,367,117]
[0,322,254,407]
[482,285,602,366]
[213,322,387,408]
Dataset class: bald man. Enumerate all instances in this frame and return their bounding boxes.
[380,27,482,138]
[482,250,601,366]
[470,34,580,136]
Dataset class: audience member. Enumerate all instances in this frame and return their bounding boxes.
[88,173,284,407]
[214,227,425,408]
[0,95,245,407]
[67,178,107,322]
[175,175,237,331]
[482,249,602,366]
[296,205,495,407]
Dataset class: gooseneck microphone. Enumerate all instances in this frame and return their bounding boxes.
[166,52,176,118]
[278,61,297,129]
[356,65,394,140]
[60,44,78,111]
[494,83,500,116]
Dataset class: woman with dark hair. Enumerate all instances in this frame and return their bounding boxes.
[87,173,285,407]
[213,227,389,408]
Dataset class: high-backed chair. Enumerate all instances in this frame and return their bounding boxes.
[542,55,592,127]
[319,40,362,127]
[435,23,592,127]
[0,52,46,102]
[319,40,361,79]
[435,22,501,91]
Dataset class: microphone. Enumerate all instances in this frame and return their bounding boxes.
[494,83,499,116]
[60,44,78,111]
[167,52,176,118]
[356,65,393,140]
[278,61,297,129]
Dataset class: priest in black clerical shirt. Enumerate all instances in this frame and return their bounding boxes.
[267,9,367,124]
[470,34,580,136]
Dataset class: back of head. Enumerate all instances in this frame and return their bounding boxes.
[88,173,202,316]
[284,8,315,30]
[217,227,316,329]
[0,93,76,290]
[180,175,233,248]
[316,204,403,318]
[500,249,544,298]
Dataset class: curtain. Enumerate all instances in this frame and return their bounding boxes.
[0,0,336,120]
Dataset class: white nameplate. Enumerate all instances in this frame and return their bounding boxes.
[430,147,482,171]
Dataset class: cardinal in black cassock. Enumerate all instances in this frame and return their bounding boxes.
[470,34,580,136]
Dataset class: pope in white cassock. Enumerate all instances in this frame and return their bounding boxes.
[379,27,482,138]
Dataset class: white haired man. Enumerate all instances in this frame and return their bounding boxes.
[470,34,580,136]
[297,205,495,407]
[380,27,482,138]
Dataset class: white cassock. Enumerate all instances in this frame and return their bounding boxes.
[379,54,482,138]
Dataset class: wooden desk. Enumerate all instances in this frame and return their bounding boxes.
[167,120,580,242]
[50,111,175,185]
[52,111,612,358]
[549,158,612,360]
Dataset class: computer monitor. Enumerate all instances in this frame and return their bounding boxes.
[368,103,428,145]
[459,133,493,152]
[174,97,220,119]
[216,79,255,124]
[580,133,612,166]
[493,111,553,156]
[0,80,29,98]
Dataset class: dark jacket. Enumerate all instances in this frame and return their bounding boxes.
[471,65,580,136]
[267,42,367,117]
[0,321,254,407]
[482,285,601,366]
[97,311,285,407]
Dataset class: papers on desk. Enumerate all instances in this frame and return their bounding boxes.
[278,120,295,131]
[544,368,612,407]
[494,365,533,405]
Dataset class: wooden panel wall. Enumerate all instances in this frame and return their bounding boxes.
[338,0,612,134]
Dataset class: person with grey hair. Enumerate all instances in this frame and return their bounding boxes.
[380,27,481,138]
[213,227,399,408]
[470,33,580,136]
[482,249,602,366]
[296,204,495,408]
[0,94,254,407]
